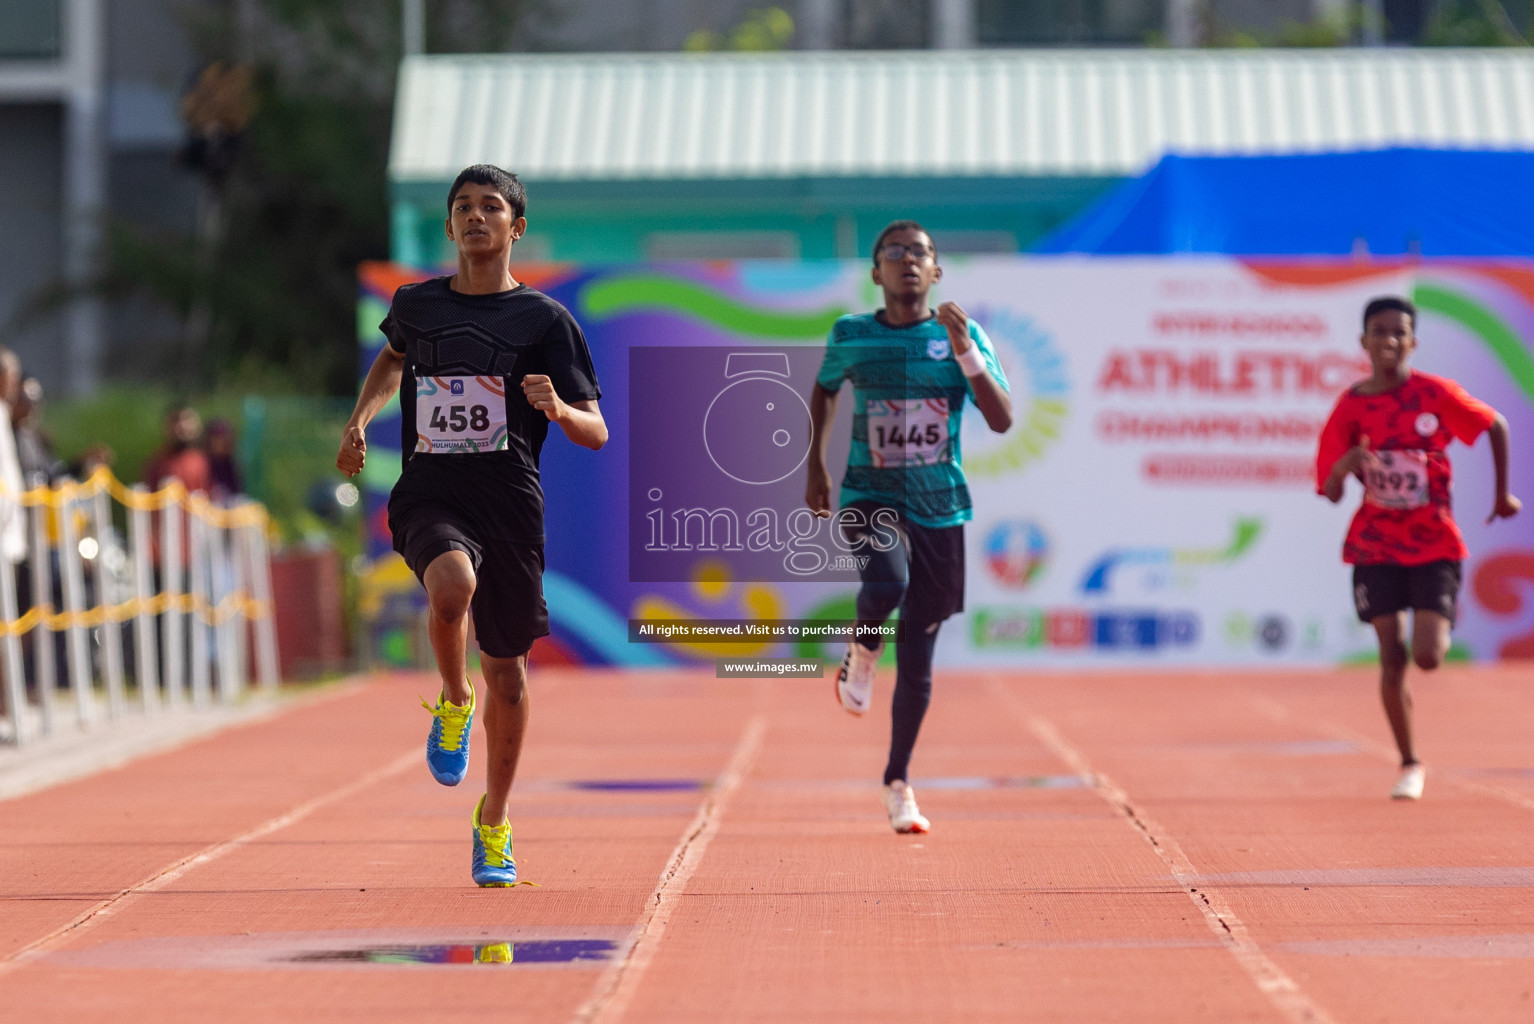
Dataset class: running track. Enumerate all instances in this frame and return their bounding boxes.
[3,666,1533,1022]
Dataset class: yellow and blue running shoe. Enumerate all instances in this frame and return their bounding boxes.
[422,683,475,786]
[472,794,518,887]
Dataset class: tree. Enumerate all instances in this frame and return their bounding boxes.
[106,0,539,395]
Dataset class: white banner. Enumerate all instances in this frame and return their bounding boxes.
[930,257,1534,665]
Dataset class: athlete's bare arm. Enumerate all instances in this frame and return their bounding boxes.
[937,301,1012,434]
[1322,434,1377,504]
[805,382,838,518]
[337,344,405,477]
[520,375,607,450]
[1485,413,1522,523]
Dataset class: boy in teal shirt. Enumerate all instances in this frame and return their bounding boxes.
[806,220,1012,832]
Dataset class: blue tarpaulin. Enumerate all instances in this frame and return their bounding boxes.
[1034,149,1534,257]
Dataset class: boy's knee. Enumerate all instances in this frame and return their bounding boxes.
[484,657,528,704]
[1413,647,1444,672]
[429,579,474,620]
[423,550,476,619]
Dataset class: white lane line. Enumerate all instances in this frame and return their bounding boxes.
[570,714,767,1024]
[987,680,1338,1024]
[2,746,420,973]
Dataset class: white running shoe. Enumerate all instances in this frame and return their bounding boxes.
[883,780,931,834]
[1391,763,1426,800]
[836,642,880,715]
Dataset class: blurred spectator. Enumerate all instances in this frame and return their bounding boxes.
[0,349,26,717]
[144,403,212,496]
[13,377,64,488]
[11,375,61,694]
[70,443,116,480]
[0,349,27,565]
[205,418,243,501]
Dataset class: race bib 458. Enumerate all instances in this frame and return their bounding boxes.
[415,376,509,454]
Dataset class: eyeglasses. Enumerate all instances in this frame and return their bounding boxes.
[877,243,935,262]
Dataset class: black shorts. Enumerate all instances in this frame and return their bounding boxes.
[1352,560,1461,626]
[842,500,965,628]
[388,500,549,658]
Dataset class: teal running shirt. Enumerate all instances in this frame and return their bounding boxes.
[816,312,1009,529]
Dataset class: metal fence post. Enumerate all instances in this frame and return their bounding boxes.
[91,487,126,717]
[160,490,185,707]
[187,503,211,707]
[57,484,96,725]
[129,486,160,711]
[226,515,249,699]
[212,513,239,704]
[28,501,57,735]
[247,517,279,691]
[0,548,26,745]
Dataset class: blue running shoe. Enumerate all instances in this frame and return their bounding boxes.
[422,683,475,786]
[472,794,518,887]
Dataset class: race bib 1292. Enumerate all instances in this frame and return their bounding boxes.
[866,397,952,468]
[1363,448,1430,510]
[415,376,509,454]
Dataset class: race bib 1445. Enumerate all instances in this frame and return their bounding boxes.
[415,376,509,454]
[866,397,952,468]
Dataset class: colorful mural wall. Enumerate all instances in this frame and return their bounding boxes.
[356,258,1534,667]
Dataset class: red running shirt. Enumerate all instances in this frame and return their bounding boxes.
[1315,370,1495,566]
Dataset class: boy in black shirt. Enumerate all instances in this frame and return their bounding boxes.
[338,165,606,886]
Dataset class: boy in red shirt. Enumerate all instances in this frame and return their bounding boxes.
[1316,296,1520,800]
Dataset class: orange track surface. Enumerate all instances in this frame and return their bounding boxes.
[2,665,1532,1023]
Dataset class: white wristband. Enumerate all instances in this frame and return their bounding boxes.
[955,344,987,377]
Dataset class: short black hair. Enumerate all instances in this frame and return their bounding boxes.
[1363,295,1416,331]
[446,164,527,220]
[872,220,934,266]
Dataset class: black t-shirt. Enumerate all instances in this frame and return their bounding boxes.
[381,277,602,544]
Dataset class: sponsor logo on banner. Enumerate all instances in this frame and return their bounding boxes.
[1223,611,1326,654]
[983,519,1050,589]
[971,607,1199,651]
[1079,518,1263,594]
